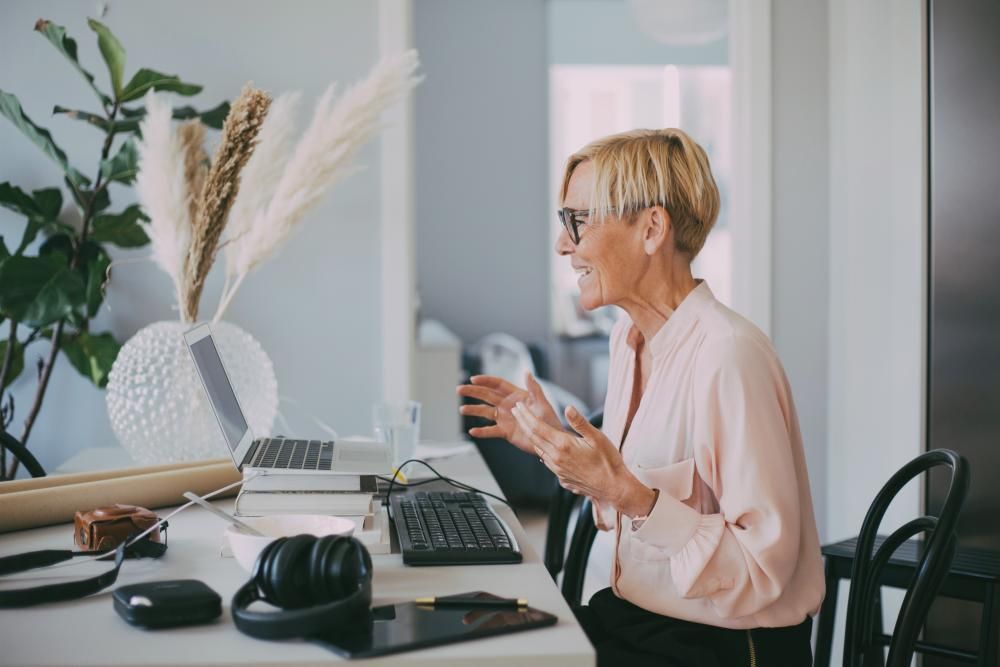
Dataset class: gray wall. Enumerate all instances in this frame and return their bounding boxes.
[413,0,551,347]
[770,0,830,540]
[0,0,383,472]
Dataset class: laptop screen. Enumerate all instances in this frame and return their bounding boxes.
[189,335,249,454]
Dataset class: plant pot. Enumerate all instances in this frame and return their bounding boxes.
[106,321,277,464]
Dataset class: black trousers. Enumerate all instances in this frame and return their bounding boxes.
[574,588,813,667]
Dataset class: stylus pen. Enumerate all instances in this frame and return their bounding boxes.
[415,596,528,609]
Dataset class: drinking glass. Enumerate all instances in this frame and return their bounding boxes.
[372,401,421,464]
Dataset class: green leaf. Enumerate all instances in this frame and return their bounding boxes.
[40,236,111,317]
[0,338,25,387]
[52,105,110,131]
[59,330,120,388]
[0,183,67,254]
[0,237,8,261]
[34,19,111,107]
[100,101,230,134]
[0,182,40,218]
[0,91,90,190]
[24,266,85,327]
[87,19,126,99]
[119,68,202,103]
[90,204,149,248]
[180,101,230,129]
[38,233,74,261]
[0,254,84,327]
[99,137,138,184]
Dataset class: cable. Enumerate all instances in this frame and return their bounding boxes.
[10,472,259,576]
[378,459,511,509]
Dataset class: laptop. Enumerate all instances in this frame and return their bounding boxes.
[184,324,393,478]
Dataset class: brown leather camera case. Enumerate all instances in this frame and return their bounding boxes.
[73,504,160,552]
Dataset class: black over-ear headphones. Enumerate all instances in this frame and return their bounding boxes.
[231,534,373,640]
[0,528,168,608]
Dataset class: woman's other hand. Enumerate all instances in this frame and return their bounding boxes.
[457,373,561,455]
[512,403,656,518]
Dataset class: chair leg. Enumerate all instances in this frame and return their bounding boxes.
[979,582,999,667]
[866,591,885,667]
[815,559,839,667]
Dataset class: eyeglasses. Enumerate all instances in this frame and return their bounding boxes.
[557,207,631,244]
[557,208,599,244]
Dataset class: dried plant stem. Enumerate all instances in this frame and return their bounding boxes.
[182,84,271,322]
[178,120,208,228]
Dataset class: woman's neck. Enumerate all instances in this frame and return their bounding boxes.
[618,256,698,346]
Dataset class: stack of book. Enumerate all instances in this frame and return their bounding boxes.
[234,473,390,554]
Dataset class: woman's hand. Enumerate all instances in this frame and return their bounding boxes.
[457,373,561,455]
[512,403,657,518]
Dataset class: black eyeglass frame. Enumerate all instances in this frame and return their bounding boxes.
[557,207,615,244]
[557,206,648,244]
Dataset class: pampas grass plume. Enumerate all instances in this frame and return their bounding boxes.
[182,84,272,322]
[212,50,421,321]
[134,91,190,310]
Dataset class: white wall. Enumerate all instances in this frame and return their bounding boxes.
[0,0,385,472]
[826,0,926,661]
[770,0,830,541]
[827,0,925,542]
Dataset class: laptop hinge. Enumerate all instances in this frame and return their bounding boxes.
[241,440,261,468]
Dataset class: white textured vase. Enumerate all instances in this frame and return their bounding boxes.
[106,321,278,464]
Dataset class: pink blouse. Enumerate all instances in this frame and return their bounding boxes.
[596,281,825,629]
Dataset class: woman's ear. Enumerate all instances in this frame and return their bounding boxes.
[643,206,672,255]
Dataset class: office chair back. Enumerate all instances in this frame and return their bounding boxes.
[844,448,969,667]
[561,497,599,606]
[544,411,603,582]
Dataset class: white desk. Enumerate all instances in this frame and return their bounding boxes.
[0,451,594,667]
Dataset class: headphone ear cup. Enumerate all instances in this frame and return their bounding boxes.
[332,537,372,601]
[308,536,339,603]
[251,536,286,602]
[260,535,315,609]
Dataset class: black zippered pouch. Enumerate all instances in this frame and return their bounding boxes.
[113,579,221,629]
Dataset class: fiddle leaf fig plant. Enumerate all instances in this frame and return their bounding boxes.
[0,17,229,479]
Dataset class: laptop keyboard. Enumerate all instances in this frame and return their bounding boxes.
[246,438,333,470]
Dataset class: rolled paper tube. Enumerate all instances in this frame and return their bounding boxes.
[0,460,240,533]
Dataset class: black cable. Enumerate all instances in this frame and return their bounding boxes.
[377,458,511,509]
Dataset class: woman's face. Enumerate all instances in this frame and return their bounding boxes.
[555,161,647,311]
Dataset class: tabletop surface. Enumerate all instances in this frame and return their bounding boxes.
[0,449,594,667]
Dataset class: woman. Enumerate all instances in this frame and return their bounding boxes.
[458,129,824,666]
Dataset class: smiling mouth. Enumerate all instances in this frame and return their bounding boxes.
[575,267,593,278]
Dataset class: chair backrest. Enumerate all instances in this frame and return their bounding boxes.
[544,411,602,597]
[561,497,599,606]
[844,448,969,667]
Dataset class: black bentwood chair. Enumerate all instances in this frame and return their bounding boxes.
[838,448,969,667]
[543,411,602,606]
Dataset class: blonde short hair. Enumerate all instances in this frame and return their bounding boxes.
[559,128,720,257]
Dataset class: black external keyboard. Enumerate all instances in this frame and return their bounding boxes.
[390,490,522,565]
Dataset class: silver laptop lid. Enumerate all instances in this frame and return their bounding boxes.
[184,324,255,470]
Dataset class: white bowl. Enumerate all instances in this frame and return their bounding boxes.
[225,515,356,572]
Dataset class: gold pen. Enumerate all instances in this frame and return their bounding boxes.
[415,596,528,609]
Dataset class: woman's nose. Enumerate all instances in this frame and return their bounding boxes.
[555,226,574,256]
